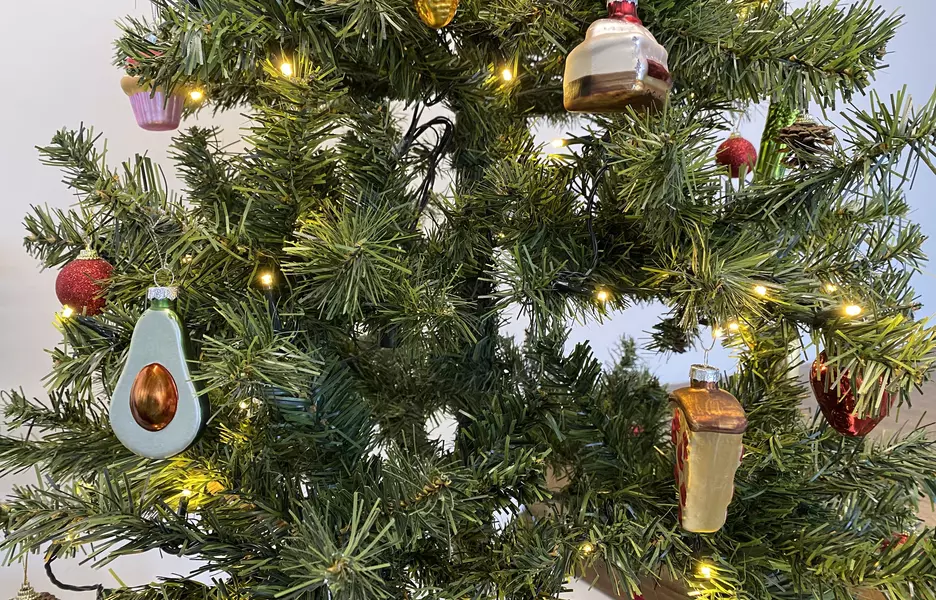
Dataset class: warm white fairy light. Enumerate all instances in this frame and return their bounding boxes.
[61,305,75,318]
[189,89,204,102]
[713,327,725,339]
[844,304,862,317]
[501,67,514,81]
[698,563,713,579]
[754,284,768,297]
[595,289,610,303]
[239,400,250,410]
[824,283,838,293]
[280,61,294,77]
[552,138,567,148]
[259,272,274,288]
[181,488,194,498]
[579,541,595,556]
[728,322,740,332]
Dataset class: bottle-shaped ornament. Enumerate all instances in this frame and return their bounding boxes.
[670,365,747,533]
[110,286,207,458]
[563,0,672,113]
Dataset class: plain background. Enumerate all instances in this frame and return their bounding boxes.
[0,0,933,597]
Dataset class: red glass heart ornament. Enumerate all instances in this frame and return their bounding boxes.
[809,352,894,437]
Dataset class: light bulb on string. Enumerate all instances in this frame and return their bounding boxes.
[180,488,194,498]
[238,400,250,410]
[728,322,740,332]
[259,272,274,288]
[824,283,838,293]
[595,289,610,303]
[500,67,514,82]
[579,541,595,556]
[753,284,768,297]
[844,304,862,317]
[713,327,725,339]
[552,138,567,148]
[697,563,714,579]
[61,305,75,319]
[280,61,294,77]
[189,89,204,102]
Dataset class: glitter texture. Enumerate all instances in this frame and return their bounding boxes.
[716,135,758,178]
[55,253,113,315]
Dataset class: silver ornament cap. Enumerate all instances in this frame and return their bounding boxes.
[689,364,720,388]
[147,286,179,301]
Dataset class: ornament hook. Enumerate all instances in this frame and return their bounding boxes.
[153,267,175,287]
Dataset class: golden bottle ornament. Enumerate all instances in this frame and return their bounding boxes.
[415,0,458,29]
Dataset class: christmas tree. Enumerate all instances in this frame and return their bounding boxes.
[3,0,936,598]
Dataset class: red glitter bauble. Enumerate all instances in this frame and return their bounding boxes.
[809,352,894,437]
[55,250,113,316]
[716,134,758,178]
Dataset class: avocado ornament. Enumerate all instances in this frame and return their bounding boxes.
[110,286,207,458]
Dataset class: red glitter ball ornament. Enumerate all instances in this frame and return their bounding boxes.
[716,134,758,178]
[809,352,894,437]
[55,249,113,316]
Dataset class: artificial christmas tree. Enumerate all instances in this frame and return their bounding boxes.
[3,0,936,599]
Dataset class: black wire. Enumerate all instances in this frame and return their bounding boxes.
[394,111,455,231]
[45,546,104,594]
[583,164,610,276]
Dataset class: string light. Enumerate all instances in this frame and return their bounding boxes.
[61,305,75,319]
[753,284,768,297]
[181,254,194,265]
[500,67,514,82]
[551,138,567,148]
[713,327,725,339]
[844,304,863,317]
[259,272,274,288]
[189,89,204,102]
[180,488,194,498]
[824,283,838,293]
[238,400,250,410]
[279,61,294,77]
[698,563,713,579]
[595,289,610,303]
[728,322,740,332]
[579,541,596,556]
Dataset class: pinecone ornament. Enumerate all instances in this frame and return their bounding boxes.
[776,118,835,167]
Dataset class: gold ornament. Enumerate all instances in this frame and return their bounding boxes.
[415,0,458,29]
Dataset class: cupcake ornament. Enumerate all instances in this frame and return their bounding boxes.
[121,52,184,132]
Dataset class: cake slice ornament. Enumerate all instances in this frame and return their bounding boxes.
[563,0,672,113]
[670,364,747,533]
[110,282,207,458]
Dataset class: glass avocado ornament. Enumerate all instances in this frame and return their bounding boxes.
[564,0,672,113]
[110,286,207,458]
[670,364,747,533]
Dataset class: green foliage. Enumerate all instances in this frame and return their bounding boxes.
[3,0,936,599]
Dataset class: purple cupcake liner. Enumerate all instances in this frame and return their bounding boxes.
[128,91,184,132]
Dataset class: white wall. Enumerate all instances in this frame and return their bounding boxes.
[0,0,933,597]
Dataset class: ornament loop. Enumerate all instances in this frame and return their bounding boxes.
[153,267,175,287]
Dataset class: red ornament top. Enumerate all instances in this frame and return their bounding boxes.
[607,0,641,24]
